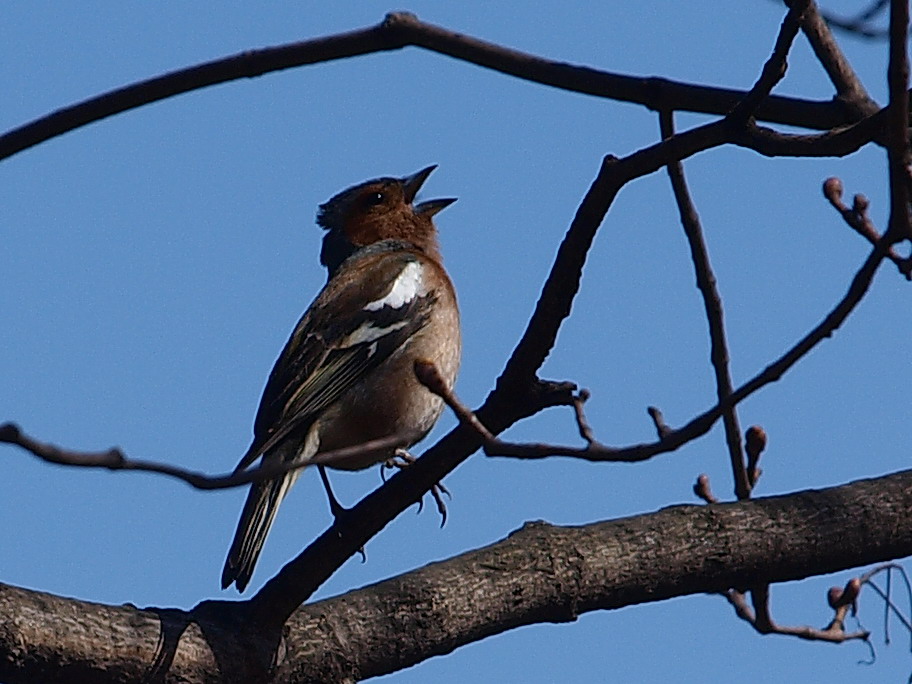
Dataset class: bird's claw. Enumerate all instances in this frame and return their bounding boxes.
[379,450,450,526]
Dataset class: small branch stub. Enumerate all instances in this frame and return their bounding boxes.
[693,473,719,504]
[745,425,767,488]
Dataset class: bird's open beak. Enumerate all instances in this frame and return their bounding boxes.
[402,165,438,203]
[403,165,457,217]
[415,197,457,217]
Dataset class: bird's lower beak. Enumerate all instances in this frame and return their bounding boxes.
[415,197,457,217]
[402,165,438,203]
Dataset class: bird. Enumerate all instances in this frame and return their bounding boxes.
[221,165,461,592]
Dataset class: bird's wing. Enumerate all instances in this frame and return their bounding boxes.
[234,250,436,471]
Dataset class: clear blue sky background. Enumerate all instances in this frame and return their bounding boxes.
[2,2,910,682]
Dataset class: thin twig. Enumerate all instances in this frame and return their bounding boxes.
[724,586,870,642]
[860,564,912,635]
[793,0,879,115]
[571,390,596,445]
[489,237,889,463]
[660,110,749,500]
[647,407,672,439]
[413,361,496,442]
[729,0,809,122]
[822,177,911,277]
[0,421,414,490]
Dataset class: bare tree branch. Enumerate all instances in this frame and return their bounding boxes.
[3,1,911,679]
[730,113,888,157]
[723,584,869,643]
[488,236,889,464]
[730,0,809,122]
[660,110,749,500]
[793,0,879,115]
[822,176,911,277]
[0,421,417,490]
[3,468,911,683]
[0,11,881,164]
[886,0,912,241]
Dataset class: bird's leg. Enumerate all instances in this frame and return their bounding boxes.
[380,448,451,526]
[318,465,347,519]
[318,465,367,562]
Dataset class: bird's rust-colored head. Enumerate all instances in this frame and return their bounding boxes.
[318,166,456,274]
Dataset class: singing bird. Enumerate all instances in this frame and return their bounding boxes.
[222,166,460,592]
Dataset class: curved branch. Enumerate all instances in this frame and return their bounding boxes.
[0,11,872,163]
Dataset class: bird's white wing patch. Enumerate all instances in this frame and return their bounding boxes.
[341,320,409,347]
[364,261,423,311]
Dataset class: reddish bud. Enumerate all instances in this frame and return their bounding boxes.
[828,578,861,609]
[853,194,869,213]
[745,426,767,458]
[745,426,767,487]
[823,177,843,201]
[841,577,861,604]
[693,473,718,503]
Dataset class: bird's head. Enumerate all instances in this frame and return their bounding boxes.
[317,165,456,274]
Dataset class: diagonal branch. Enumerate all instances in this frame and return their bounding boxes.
[489,239,891,464]
[794,0,879,116]
[729,0,809,123]
[499,0,809,397]
[660,111,749,500]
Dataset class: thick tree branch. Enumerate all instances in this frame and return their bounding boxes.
[3,468,912,683]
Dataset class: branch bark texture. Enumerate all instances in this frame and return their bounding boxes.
[2,469,911,683]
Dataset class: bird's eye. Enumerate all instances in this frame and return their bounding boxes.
[364,191,385,207]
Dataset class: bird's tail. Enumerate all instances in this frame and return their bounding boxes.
[221,447,303,592]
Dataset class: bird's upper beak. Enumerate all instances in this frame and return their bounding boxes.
[403,165,457,217]
[402,165,437,203]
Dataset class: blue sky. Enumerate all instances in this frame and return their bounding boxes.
[2,2,911,682]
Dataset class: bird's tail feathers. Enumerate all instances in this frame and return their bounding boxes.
[221,448,305,592]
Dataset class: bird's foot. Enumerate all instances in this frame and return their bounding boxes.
[380,449,451,526]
